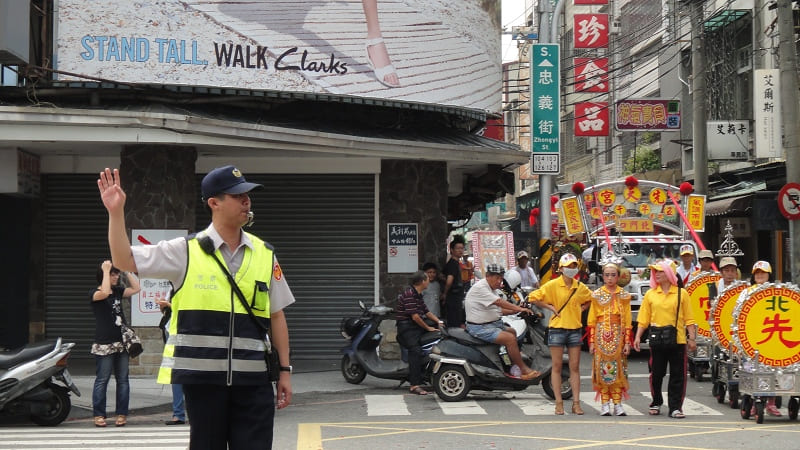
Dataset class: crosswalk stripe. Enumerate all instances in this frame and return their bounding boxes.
[0,426,189,450]
[435,398,487,415]
[504,392,554,415]
[578,391,644,415]
[639,392,724,416]
[365,394,410,416]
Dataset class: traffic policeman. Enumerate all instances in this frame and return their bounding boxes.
[98,165,294,449]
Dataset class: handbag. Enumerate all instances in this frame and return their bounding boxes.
[198,236,281,382]
[647,287,681,347]
[121,323,144,358]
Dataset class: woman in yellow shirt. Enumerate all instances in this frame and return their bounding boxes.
[588,262,632,416]
[529,253,593,415]
[633,259,697,419]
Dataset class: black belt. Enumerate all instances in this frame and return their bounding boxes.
[467,320,494,325]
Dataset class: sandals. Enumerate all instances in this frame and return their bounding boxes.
[94,416,107,427]
[365,37,400,88]
[648,405,661,415]
[571,402,584,415]
[409,386,429,395]
[554,400,564,415]
[669,409,685,419]
[165,417,186,425]
[519,370,541,380]
[115,415,127,427]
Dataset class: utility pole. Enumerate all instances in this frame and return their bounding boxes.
[776,0,800,282]
[690,0,708,199]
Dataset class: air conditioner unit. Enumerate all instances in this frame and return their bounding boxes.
[736,46,751,74]
[0,0,30,65]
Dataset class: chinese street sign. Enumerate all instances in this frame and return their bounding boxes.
[615,99,681,131]
[388,223,418,273]
[753,69,781,159]
[734,283,800,368]
[573,14,609,49]
[686,272,722,338]
[710,281,748,353]
[707,120,749,160]
[575,102,609,136]
[531,44,561,174]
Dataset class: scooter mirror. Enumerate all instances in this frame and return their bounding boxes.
[358,300,366,310]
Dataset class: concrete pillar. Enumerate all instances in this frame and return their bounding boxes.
[120,144,197,375]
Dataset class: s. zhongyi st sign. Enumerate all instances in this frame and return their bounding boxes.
[54,0,502,112]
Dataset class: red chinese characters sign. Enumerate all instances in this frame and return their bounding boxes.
[736,285,800,367]
[575,102,609,136]
[574,14,608,49]
[574,58,608,92]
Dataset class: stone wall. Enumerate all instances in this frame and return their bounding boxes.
[378,160,449,358]
[120,144,197,375]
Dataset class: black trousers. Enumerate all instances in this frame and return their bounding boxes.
[396,321,426,386]
[648,344,688,414]
[183,383,275,450]
[444,294,465,328]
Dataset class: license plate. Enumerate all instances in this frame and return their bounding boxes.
[62,369,73,386]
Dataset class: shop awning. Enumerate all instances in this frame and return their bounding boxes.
[705,194,753,216]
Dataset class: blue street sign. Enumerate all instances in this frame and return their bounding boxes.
[531,44,560,174]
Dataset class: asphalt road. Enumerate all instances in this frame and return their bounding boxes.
[3,351,799,449]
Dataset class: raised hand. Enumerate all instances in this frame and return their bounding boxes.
[97,168,126,215]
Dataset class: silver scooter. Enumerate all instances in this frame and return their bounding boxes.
[0,337,81,426]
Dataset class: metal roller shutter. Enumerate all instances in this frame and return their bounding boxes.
[196,174,375,361]
[44,174,113,359]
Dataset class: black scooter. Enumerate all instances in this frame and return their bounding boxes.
[428,288,573,402]
[340,301,441,385]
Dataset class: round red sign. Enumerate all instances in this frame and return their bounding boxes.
[777,182,800,220]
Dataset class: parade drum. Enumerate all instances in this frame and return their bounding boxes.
[709,280,748,352]
[686,271,722,339]
[733,282,800,368]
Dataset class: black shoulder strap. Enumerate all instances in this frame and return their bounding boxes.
[674,287,681,328]
[556,286,579,315]
[197,235,273,340]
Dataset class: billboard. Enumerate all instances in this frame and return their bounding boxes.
[615,99,681,131]
[54,0,502,112]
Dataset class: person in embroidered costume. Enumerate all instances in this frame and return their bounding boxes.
[587,262,632,416]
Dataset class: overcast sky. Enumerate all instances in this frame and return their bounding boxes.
[502,0,529,63]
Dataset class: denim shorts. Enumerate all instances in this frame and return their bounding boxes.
[466,319,506,343]
[547,328,583,347]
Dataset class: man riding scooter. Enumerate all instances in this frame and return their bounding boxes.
[465,264,540,380]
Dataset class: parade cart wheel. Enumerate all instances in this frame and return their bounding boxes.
[711,380,719,398]
[694,365,705,382]
[715,382,727,404]
[774,396,782,409]
[740,395,752,419]
[788,397,799,421]
[729,388,740,409]
[755,399,765,424]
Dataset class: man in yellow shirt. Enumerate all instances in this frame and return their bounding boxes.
[529,253,593,415]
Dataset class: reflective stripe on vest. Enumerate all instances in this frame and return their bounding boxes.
[158,233,273,386]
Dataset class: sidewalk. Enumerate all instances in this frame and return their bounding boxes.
[69,360,368,418]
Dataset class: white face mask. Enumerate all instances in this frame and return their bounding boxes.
[562,267,579,278]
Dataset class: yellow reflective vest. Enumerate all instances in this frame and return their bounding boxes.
[158,233,273,386]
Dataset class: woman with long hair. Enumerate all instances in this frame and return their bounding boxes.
[90,260,140,427]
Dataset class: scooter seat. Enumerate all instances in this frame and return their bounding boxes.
[0,341,57,370]
[447,328,488,346]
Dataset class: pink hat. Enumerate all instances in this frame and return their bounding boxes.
[649,259,678,289]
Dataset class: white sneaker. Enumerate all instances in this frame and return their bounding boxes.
[614,403,627,416]
[600,403,611,416]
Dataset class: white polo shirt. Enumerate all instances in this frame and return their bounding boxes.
[131,224,295,313]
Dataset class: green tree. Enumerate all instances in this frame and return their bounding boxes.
[623,146,661,174]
